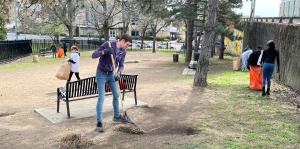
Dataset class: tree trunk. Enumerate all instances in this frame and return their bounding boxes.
[219,34,225,59]
[103,20,109,41]
[195,32,202,52]
[211,34,217,58]
[67,25,73,39]
[185,19,194,65]
[184,21,187,47]
[96,29,103,40]
[122,22,129,35]
[54,35,59,44]
[140,26,148,50]
[141,37,144,49]
[104,29,109,41]
[152,31,156,53]
[194,0,218,87]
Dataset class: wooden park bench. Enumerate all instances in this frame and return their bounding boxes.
[56,74,138,118]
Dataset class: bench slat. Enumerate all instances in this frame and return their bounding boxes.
[78,81,85,96]
[84,78,88,96]
[92,77,97,94]
[73,82,77,97]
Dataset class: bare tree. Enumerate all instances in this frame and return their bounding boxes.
[150,17,172,53]
[23,0,84,39]
[137,0,171,53]
[87,0,123,40]
[136,14,151,49]
[194,0,218,87]
[121,0,138,35]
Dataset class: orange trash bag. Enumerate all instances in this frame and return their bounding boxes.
[249,66,262,91]
[57,48,64,58]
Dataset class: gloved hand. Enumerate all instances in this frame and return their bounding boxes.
[68,59,76,64]
[114,74,120,81]
[103,47,113,55]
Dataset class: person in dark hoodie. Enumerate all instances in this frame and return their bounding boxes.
[92,34,132,132]
[248,46,262,69]
[260,40,280,96]
[63,42,67,57]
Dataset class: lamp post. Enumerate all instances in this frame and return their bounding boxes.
[250,0,256,22]
[14,0,20,40]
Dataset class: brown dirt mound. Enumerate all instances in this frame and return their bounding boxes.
[114,124,145,134]
[58,133,94,149]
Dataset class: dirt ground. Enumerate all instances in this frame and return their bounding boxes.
[0,52,299,148]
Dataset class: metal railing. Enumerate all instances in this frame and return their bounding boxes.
[30,39,103,54]
[242,17,300,24]
[0,40,32,63]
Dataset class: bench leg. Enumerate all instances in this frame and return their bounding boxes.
[66,99,71,118]
[122,89,125,101]
[134,90,137,105]
[57,98,60,113]
[57,88,60,113]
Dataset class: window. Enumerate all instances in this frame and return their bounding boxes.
[109,29,116,37]
[131,31,139,37]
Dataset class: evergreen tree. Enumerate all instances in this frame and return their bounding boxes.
[217,0,243,59]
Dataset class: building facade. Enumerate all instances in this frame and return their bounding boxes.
[279,0,300,17]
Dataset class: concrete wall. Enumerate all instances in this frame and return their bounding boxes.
[243,22,300,91]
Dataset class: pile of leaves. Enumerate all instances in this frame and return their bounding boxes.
[58,133,94,149]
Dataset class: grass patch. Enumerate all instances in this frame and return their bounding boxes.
[174,59,300,148]
[208,70,249,89]
[0,50,94,73]
[158,50,178,54]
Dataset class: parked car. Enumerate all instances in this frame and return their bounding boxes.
[157,42,175,49]
[109,37,116,41]
[137,42,151,48]
[131,40,152,49]
[60,37,73,44]
[88,39,104,45]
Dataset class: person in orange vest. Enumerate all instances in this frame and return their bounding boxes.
[57,47,64,58]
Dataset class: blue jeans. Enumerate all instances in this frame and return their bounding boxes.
[96,70,120,123]
[262,63,274,88]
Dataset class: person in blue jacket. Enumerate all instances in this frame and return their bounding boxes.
[92,34,132,132]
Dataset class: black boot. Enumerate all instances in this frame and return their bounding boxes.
[266,88,270,95]
[95,122,104,132]
[262,87,266,96]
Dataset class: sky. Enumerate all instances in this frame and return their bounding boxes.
[234,0,282,17]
